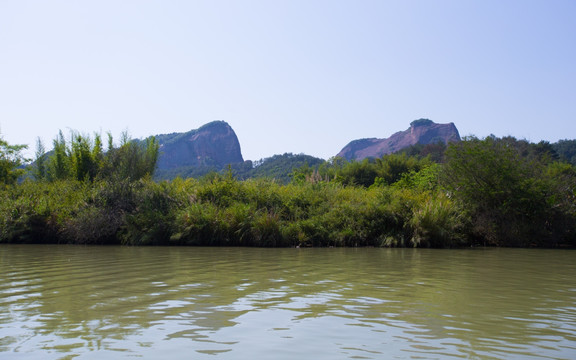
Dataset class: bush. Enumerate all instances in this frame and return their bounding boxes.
[409,193,469,248]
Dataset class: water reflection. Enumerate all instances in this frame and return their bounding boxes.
[1,245,576,359]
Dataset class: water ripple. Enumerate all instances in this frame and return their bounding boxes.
[1,246,576,359]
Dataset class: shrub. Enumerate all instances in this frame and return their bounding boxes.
[409,193,469,248]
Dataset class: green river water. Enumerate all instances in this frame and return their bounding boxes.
[1,245,575,359]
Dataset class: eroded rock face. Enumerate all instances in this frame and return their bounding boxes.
[337,119,460,161]
[156,121,244,170]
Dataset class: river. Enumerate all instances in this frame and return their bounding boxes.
[1,245,575,359]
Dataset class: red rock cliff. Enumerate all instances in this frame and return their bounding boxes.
[337,119,460,161]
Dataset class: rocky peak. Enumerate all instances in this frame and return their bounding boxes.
[155,120,244,170]
[337,119,460,161]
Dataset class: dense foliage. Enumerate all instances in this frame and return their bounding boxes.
[553,139,576,165]
[32,131,159,182]
[0,133,575,248]
[0,136,28,185]
[0,175,460,247]
[442,136,575,246]
[155,153,325,183]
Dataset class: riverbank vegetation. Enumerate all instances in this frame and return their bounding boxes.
[1,132,575,247]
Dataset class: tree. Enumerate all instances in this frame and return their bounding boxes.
[32,137,47,181]
[0,135,28,185]
[48,130,72,181]
[442,136,556,246]
[70,132,98,181]
[42,130,160,182]
[103,136,159,181]
[553,139,576,165]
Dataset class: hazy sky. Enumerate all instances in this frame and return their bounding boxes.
[1,0,575,161]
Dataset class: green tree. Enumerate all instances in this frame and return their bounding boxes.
[337,159,379,187]
[70,133,98,181]
[32,137,47,181]
[48,130,72,181]
[43,130,159,182]
[102,135,159,181]
[442,136,555,246]
[0,135,28,185]
[553,139,576,165]
[375,153,430,185]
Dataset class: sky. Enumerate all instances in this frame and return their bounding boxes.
[1,0,575,161]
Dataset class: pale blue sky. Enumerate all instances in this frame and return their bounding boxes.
[1,0,575,161]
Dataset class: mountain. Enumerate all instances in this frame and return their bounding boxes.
[154,120,244,175]
[151,119,460,180]
[337,119,461,161]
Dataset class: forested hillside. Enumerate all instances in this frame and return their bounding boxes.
[553,139,576,165]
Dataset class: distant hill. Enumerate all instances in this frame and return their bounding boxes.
[337,119,461,161]
[234,153,325,183]
[153,120,245,179]
[151,121,328,181]
[27,119,576,182]
[152,119,461,180]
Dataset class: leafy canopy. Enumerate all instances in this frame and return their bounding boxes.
[0,135,28,185]
[33,130,159,182]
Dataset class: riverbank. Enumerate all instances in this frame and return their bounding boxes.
[1,174,574,248]
[2,134,575,248]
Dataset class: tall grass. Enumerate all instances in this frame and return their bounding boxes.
[2,173,568,247]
